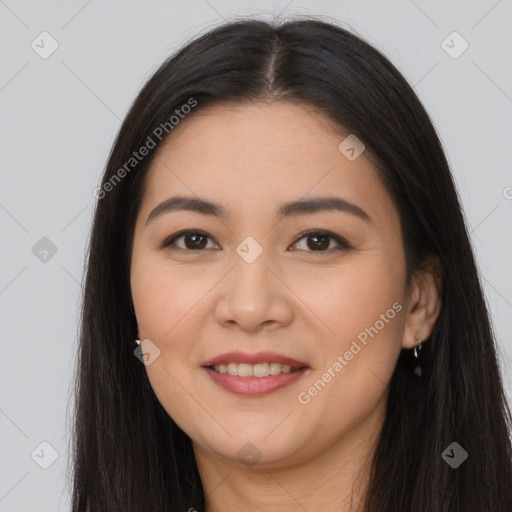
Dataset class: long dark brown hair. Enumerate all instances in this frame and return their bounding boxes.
[69,16,512,511]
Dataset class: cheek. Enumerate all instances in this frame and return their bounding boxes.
[132,259,210,341]
[293,270,404,441]
[306,255,404,332]
[131,259,219,380]
[131,262,211,430]
[305,258,405,389]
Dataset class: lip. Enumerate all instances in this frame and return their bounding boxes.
[201,351,309,369]
[203,366,310,397]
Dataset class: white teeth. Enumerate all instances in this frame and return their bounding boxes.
[212,362,301,377]
[253,363,269,377]
[238,363,253,377]
[269,362,282,376]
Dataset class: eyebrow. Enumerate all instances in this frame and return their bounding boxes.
[145,195,372,226]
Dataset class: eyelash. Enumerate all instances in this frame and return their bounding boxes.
[160,229,352,254]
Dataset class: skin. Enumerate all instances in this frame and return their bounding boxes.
[130,101,442,512]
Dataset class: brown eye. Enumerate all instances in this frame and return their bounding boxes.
[162,231,219,251]
[306,233,330,250]
[291,230,351,252]
[182,233,208,249]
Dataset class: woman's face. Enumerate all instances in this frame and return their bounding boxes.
[130,101,418,468]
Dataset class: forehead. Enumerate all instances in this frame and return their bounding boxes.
[140,101,397,225]
[153,101,348,166]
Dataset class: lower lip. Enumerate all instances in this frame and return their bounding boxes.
[203,366,309,397]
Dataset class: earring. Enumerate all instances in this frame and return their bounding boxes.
[413,335,423,377]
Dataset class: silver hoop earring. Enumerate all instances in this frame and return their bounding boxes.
[413,335,423,377]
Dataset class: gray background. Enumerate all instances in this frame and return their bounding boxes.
[1,0,511,510]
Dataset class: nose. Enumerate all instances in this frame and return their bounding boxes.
[214,252,294,333]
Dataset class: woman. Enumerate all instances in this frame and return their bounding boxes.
[70,16,512,511]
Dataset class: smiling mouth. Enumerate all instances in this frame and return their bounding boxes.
[208,362,306,377]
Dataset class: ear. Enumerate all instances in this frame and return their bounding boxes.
[402,254,443,349]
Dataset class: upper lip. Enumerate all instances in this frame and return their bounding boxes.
[202,351,309,369]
